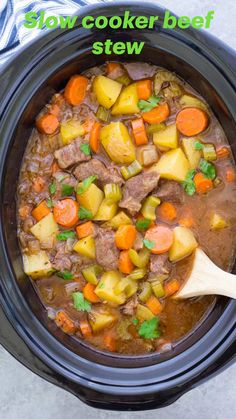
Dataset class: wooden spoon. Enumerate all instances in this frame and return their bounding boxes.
[175,248,236,299]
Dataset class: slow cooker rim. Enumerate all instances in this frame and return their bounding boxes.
[0,0,235,397]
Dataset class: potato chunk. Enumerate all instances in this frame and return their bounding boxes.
[210,213,229,230]
[100,122,135,164]
[77,183,104,216]
[30,213,58,242]
[60,119,85,144]
[23,251,52,279]
[111,83,139,115]
[95,271,126,305]
[104,211,132,229]
[93,75,122,109]
[179,94,208,112]
[94,199,118,221]
[136,304,154,321]
[89,310,117,332]
[153,124,179,150]
[169,226,198,262]
[73,235,96,259]
[150,148,190,182]
[182,137,201,169]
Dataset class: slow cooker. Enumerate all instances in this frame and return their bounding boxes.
[0,2,235,411]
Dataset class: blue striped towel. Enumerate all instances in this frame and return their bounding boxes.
[0,0,104,65]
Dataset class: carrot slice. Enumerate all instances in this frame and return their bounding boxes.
[146,296,163,315]
[36,113,59,135]
[157,202,177,222]
[136,79,152,100]
[164,279,181,297]
[32,200,51,222]
[176,107,209,136]
[106,62,121,74]
[131,118,148,146]
[142,103,170,124]
[104,334,117,352]
[53,199,79,227]
[194,172,213,194]
[64,75,89,106]
[115,225,137,250]
[51,161,60,174]
[19,205,31,219]
[89,121,101,153]
[83,283,100,303]
[76,221,94,239]
[118,250,134,274]
[79,320,92,337]
[216,147,230,159]
[225,167,236,182]
[32,176,45,193]
[55,311,76,334]
[144,225,173,254]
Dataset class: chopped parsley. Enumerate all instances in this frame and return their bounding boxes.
[49,181,56,195]
[57,230,76,241]
[78,206,93,220]
[46,198,53,208]
[143,238,155,250]
[138,95,161,112]
[61,183,74,196]
[72,291,91,312]
[136,218,151,231]
[98,282,105,289]
[194,141,204,150]
[181,169,196,196]
[199,159,216,180]
[80,143,91,156]
[57,270,73,280]
[77,175,97,195]
[132,318,139,326]
[57,174,66,182]
[138,317,160,339]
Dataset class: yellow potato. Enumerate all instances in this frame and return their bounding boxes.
[94,199,118,221]
[77,183,104,216]
[169,226,198,262]
[73,235,96,259]
[182,137,202,169]
[30,213,58,242]
[95,271,126,305]
[136,304,155,321]
[210,213,229,230]
[100,121,135,164]
[89,311,117,332]
[179,94,208,112]
[60,119,85,144]
[150,148,190,182]
[111,83,139,115]
[153,124,179,150]
[92,75,122,109]
[23,251,53,279]
[104,211,132,229]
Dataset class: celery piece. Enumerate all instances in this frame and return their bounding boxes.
[121,160,142,180]
[127,268,147,281]
[139,282,152,303]
[141,196,161,220]
[128,248,150,268]
[104,183,122,202]
[82,265,103,285]
[151,281,165,298]
[96,105,110,122]
[116,74,131,86]
[146,123,166,135]
[203,143,217,161]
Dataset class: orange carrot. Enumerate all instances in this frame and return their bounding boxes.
[36,113,59,135]
[118,250,134,274]
[144,225,173,254]
[53,199,79,227]
[115,225,137,250]
[157,202,177,222]
[55,311,76,334]
[146,296,163,315]
[136,79,152,100]
[64,75,89,106]
[194,172,213,194]
[106,62,121,74]
[216,147,230,159]
[89,121,101,153]
[225,167,236,182]
[142,103,170,124]
[178,217,194,228]
[83,283,100,303]
[176,107,209,136]
[131,118,148,146]
[76,221,94,239]
[32,176,45,193]
[80,320,92,338]
[51,161,60,174]
[164,279,181,297]
[19,205,31,219]
[32,200,51,221]
[104,334,117,352]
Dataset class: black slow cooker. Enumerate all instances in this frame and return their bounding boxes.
[0,2,235,411]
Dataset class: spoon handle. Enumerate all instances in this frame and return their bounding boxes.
[176,248,236,299]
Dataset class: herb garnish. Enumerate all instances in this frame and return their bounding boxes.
[77,175,97,195]
[138,317,160,339]
[57,270,73,280]
[57,230,76,241]
[143,239,155,250]
[138,95,161,112]
[181,169,196,196]
[78,206,93,220]
[72,291,91,312]
[136,218,151,231]
[49,181,56,195]
[199,159,216,180]
[61,183,74,196]
[194,141,204,150]
[80,143,91,156]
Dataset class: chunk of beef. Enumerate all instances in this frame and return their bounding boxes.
[52,255,72,272]
[119,172,160,215]
[53,171,77,200]
[155,180,185,204]
[124,63,156,80]
[54,138,91,169]
[74,159,123,185]
[150,253,170,275]
[121,295,138,316]
[94,227,119,270]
